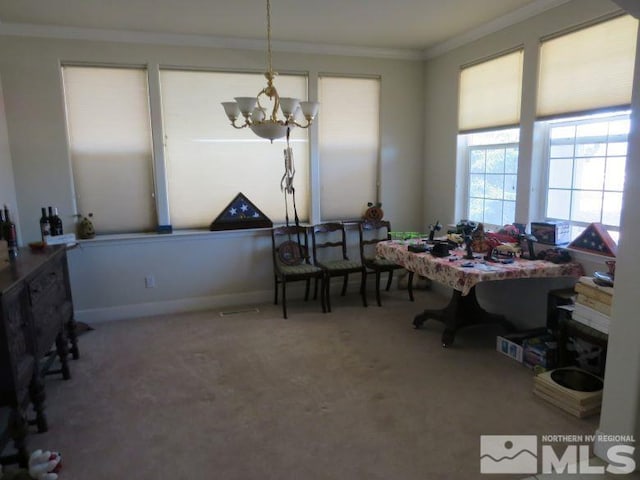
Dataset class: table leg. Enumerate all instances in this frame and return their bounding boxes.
[413,287,514,347]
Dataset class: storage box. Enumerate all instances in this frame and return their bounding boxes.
[523,335,558,370]
[44,233,77,246]
[531,221,570,245]
[497,328,547,363]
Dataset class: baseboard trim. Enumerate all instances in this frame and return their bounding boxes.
[74,289,273,323]
[73,273,431,324]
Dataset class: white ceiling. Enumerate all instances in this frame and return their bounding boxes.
[0,0,572,58]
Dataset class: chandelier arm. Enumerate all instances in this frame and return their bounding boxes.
[255,88,282,124]
[230,121,249,129]
[288,120,312,129]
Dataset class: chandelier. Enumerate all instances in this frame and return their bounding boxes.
[221,0,319,142]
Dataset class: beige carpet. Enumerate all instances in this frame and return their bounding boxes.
[25,289,598,480]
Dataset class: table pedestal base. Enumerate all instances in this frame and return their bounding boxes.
[413,287,514,347]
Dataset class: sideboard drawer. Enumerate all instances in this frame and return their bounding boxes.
[27,256,64,307]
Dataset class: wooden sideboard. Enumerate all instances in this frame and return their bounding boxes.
[0,245,78,466]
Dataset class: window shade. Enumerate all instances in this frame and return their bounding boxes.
[537,14,638,119]
[160,70,309,228]
[458,50,523,133]
[62,66,155,233]
[318,76,379,220]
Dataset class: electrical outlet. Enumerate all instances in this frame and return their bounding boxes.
[145,275,156,288]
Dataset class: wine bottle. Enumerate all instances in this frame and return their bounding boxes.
[0,209,4,241]
[47,206,55,236]
[39,207,51,243]
[50,207,63,236]
[2,205,18,258]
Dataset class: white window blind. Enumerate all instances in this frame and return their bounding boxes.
[318,76,379,220]
[458,50,524,133]
[62,66,155,233]
[160,70,309,229]
[537,14,638,119]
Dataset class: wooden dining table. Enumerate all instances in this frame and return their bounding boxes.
[376,240,583,347]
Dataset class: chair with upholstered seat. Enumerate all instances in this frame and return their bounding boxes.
[311,222,365,312]
[359,220,414,307]
[271,225,326,319]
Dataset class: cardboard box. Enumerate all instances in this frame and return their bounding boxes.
[531,221,570,245]
[497,328,547,363]
[523,335,558,369]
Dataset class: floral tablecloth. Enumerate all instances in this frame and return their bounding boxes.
[376,241,583,296]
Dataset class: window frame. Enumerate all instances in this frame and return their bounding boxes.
[460,128,520,227]
[317,74,381,222]
[62,63,157,235]
[157,67,312,229]
[541,111,631,242]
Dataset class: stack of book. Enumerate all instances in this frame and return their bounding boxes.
[572,276,614,334]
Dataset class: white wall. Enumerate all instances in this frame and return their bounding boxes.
[0,35,424,319]
[0,76,20,240]
[595,11,640,466]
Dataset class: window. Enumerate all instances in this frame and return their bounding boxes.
[160,70,309,228]
[465,128,519,226]
[544,112,630,243]
[318,76,380,220]
[537,14,637,244]
[458,50,523,226]
[62,65,155,234]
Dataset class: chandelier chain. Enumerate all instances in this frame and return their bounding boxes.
[266,0,273,74]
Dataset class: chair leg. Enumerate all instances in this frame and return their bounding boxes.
[282,280,288,319]
[375,271,382,307]
[361,270,368,307]
[325,275,332,312]
[274,276,279,305]
[341,274,349,296]
[304,279,311,301]
[385,270,394,291]
[320,275,327,313]
[408,271,415,302]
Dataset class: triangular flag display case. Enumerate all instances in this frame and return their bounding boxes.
[210,192,272,231]
[568,222,617,257]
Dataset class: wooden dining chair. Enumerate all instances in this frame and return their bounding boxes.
[311,222,365,312]
[271,225,326,319]
[358,220,414,307]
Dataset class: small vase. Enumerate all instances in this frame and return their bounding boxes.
[78,214,95,239]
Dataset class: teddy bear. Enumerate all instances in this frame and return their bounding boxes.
[0,450,62,480]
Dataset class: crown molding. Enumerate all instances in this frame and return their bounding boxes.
[0,23,424,61]
[422,0,573,59]
[0,0,579,63]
